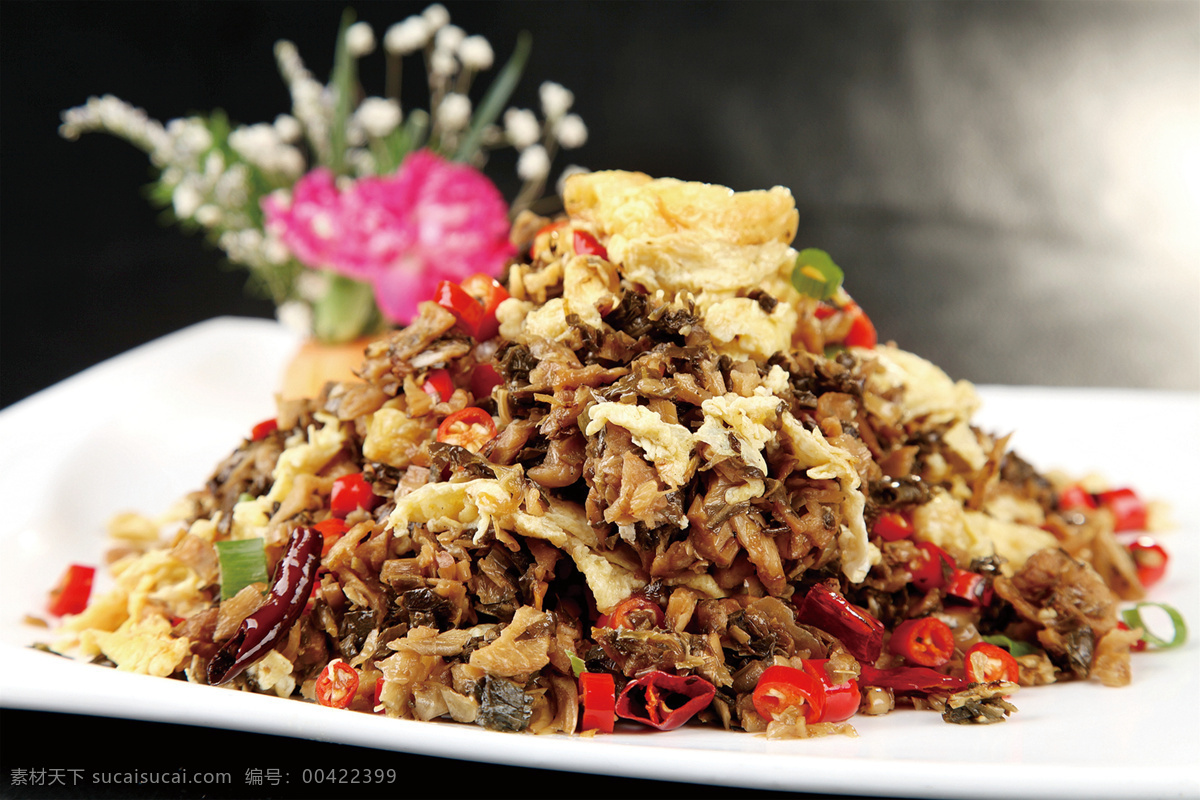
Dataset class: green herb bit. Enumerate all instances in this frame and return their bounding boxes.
[980,634,1040,658]
[792,248,844,301]
[215,538,269,601]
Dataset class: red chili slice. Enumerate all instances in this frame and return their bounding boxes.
[889,617,956,667]
[47,564,95,617]
[597,595,665,631]
[314,517,349,556]
[573,229,608,260]
[436,407,498,452]
[250,418,278,441]
[752,664,826,724]
[857,663,967,695]
[801,660,860,723]
[1096,487,1148,532]
[963,642,1020,684]
[795,584,885,663]
[1057,484,1097,512]
[910,541,955,592]
[459,273,510,341]
[434,280,485,338]
[615,671,716,731]
[330,473,379,518]
[578,672,616,733]
[944,569,993,607]
[843,303,877,349]
[422,368,455,403]
[1128,537,1169,588]
[872,511,914,542]
[315,658,360,708]
[469,364,504,400]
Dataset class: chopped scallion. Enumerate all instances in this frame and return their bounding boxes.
[981,633,1039,658]
[215,538,268,601]
[1121,602,1188,649]
[792,248,844,301]
[569,652,587,678]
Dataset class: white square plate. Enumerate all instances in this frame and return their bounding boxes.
[1,318,1196,798]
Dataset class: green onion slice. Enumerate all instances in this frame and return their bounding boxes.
[215,538,269,601]
[568,652,587,678]
[792,248,844,301]
[980,633,1039,658]
[1121,602,1188,649]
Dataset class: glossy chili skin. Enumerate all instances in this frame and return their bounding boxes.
[615,671,716,731]
[857,663,967,695]
[795,585,885,663]
[207,526,323,686]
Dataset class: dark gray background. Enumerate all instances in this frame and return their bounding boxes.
[1,1,1197,798]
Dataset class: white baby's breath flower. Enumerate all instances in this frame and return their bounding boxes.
[355,97,402,138]
[436,93,472,132]
[194,204,222,227]
[539,81,574,119]
[345,21,375,58]
[430,48,458,78]
[172,180,204,219]
[274,114,302,143]
[166,117,213,163]
[554,113,588,149]
[517,144,550,182]
[204,150,226,178]
[262,233,291,266]
[422,4,450,32]
[229,123,281,162]
[458,35,493,71]
[434,24,465,55]
[384,16,430,55]
[503,108,541,149]
[277,300,314,337]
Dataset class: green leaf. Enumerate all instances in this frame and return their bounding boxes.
[311,272,382,343]
[327,8,359,175]
[453,30,532,162]
[980,634,1039,658]
[792,248,844,301]
[215,538,269,601]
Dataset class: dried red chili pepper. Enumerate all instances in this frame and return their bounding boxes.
[615,671,716,731]
[857,663,967,695]
[795,584,885,663]
[207,526,322,685]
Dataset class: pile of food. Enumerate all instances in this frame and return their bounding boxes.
[44,170,1180,738]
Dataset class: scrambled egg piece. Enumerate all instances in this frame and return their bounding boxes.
[864,346,980,429]
[584,402,698,489]
[780,413,878,583]
[76,616,191,677]
[913,489,1057,573]
[695,393,783,477]
[249,650,297,697]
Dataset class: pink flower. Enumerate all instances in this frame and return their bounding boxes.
[264,150,514,323]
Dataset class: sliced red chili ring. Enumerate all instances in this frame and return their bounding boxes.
[434,280,486,339]
[459,273,510,341]
[801,660,860,723]
[889,617,956,667]
[315,658,360,708]
[597,595,665,631]
[615,671,716,731]
[963,642,1020,684]
[469,363,503,400]
[843,303,877,349]
[314,517,349,556]
[436,407,498,452]
[752,664,826,724]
